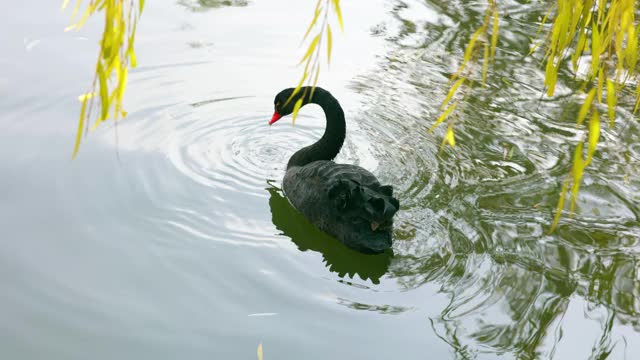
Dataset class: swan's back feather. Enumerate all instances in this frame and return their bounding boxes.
[283,161,399,254]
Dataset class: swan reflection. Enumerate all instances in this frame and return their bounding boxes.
[266,182,392,284]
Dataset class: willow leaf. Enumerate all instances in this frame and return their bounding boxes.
[430,101,458,132]
[72,96,89,159]
[298,34,320,65]
[286,71,309,107]
[127,18,138,67]
[596,68,605,103]
[572,30,587,71]
[129,48,138,68]
[463,27,484,67]
[310,62,321,99]
[490,7,499,61]
[441,78,464,110]
[72,0,83,18]
[445,126,456,147]
[586,109,600,166]
[544,60,557,96]
[97,62,109,120]
[569,142,584,214]
[291,98,304,124]
[606,79,616,126]
[77,92,95,101]
[326,24,333,65]
[591,25,601,78]
[302,1,322,42]
[332,0,344,32]
[116,66,128,116]
[625,25,638,70]
[537,5,555,34]
[577,88,596,126]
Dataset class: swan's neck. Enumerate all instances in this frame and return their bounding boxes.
[287,89,346,169]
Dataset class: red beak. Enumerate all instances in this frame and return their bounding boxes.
[269,111,283,125]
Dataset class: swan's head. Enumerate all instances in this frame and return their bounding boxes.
[269,87,308,125]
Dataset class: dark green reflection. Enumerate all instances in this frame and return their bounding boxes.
[266,183,392,284]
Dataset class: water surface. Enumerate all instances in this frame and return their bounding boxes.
[1,0,639,359]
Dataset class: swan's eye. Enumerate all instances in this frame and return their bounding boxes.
[275,101,281,111]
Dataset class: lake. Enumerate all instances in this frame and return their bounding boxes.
[1,0,639,359]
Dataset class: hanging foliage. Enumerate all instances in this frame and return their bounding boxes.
[435,0,639,230]
[541,0,638,231]
[63,0,144,158]
[432,0,500,150]
[287,0,344,123]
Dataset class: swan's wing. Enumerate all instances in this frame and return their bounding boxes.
[284,161,399,225]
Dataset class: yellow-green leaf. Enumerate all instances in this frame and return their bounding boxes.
[291,98,304,124]
[61,0,71,10]
[572,30,587,71]
[463,27,484,67]
[591,25,601,78]
[286,71,309,106]
[71,0,83,18]
[106,53,121,77]
[445,126,456,147]
[298,34,320,65]
[326,24,333,65]
[129,48,138,68]
[597,0,605,23]
[577,88,596,126]
[310,62,321,99]
[537,5,554,34]
[97,62,109,120]
[544,60,557,96]
[430,101,458,132]
[490,6,499,61]
[117,66,128,104]
[625,25,638,70]
[74,3,95,30]
[332,0,344,32]
[528,37,543,56]
[72,96,89,159]
[596,67,604,103]
[77,92,95,102]
[569,142,584,214]
[127,20,138,68]
[302,1,322,42]
[606,79,616,126]
[586,109,600,166]
[441,78,464,110]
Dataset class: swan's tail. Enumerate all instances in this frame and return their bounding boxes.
[327,179,399,231]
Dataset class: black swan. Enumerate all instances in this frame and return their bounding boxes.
[269,87,399,254]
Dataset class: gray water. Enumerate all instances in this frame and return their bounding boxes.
[1,0,640,359]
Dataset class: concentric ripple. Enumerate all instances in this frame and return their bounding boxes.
[170,116,314,198]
